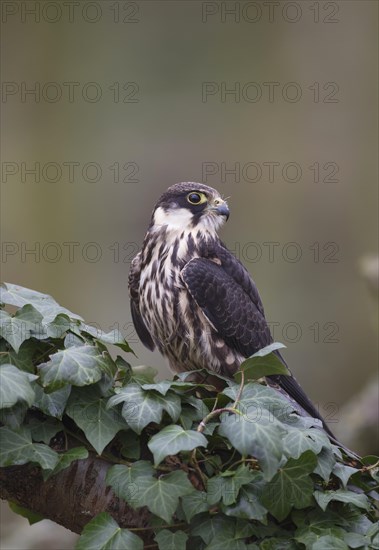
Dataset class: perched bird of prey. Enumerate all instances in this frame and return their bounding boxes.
[129,182,333,436]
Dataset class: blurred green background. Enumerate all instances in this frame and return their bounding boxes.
[1,1,378,547]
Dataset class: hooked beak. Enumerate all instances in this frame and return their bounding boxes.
[209,199,230,221]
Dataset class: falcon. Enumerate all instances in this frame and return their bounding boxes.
[129,182,334,436]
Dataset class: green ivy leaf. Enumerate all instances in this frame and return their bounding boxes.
[332,463,360,488]
[190,514,236,545]
[0,426,58,470]
[261,450,318,521]
[8,502,45,525]
[106,460,154,503]
[0,401,28,429]
[295,524,348,548]
[0,305,44,352]
[235,344,288,382]
[218,408,285,480]
[223,382,296,424]
[46,314,81,339]
[181,490,209,522]
[80,324,134,353]
[259,539,298,550]
[75,512,143,550]
[312,535,348,549]
[45,447,89,479]
[106,462,194,523]
[107,383,181,434]
[223,483,267,522]
[141,379,198,395]
[314,447,336,481]
[33,384,71,419]
[207,464,255,506]
[190,514,252,548]
[0,339,36,373]
[38,345,116,392]
[0,364,37,409]
[129,365,158,384]
[283,426,329,459]
[314,489,370,512]
[148,425,208,465]
[155,529,188,550]
[66,388,126,454]
[0,283,82,323]
[29,416,63,444]
[118,430,141,460]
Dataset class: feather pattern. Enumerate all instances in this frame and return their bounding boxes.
[129,182,336,437]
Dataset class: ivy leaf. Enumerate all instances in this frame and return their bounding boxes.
[283,427,329,459]
[0,306,44,352]
[148,425,208,465]
[8,502,45,525]
[218,408,285,480]
[46,314,80,339]
[295,524,347,548]
[33,384,71,419]
[75,512,143,550]
[180,395,210,429]
[0,283,82,323]
[118,430,141,460]
[314,447,336,481]
[332,463,360,488]
[38,345,116,392]
[0,364,37,409]
[45,447,89,479]
[0,426,58,470]
[205,537,249,549]
[0,339,36,373]
[141,379,198,395]
[80,323,134,353]
[30,443,60,470]
[261,451,318,521]
[66,388,126,454]
[190,514,236,545]
[259,539,300,550]
[235,344,288,382]
[107,384,181,434]
[106,461,154,504]
[223,483,267,522]
[207,464,255,506]
[0,401,28,429]
[155,529,188,550]
[106,462,194,523]
[223,382,296,424]
[29,417,63,444]
[129,365,158,384]
[312,535,348,549]
[181,491,209,522]
[314,489,370,512]
[132,468,195,523]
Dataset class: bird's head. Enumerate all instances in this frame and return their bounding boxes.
[151,182,229,233]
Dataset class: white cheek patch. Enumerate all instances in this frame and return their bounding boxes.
[153,206,193,230]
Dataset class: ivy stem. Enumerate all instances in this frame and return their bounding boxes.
[361,459,379,472]
[197,369,245,433]
[197,407,242,433]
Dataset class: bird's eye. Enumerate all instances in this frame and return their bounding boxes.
[187,192,207,205]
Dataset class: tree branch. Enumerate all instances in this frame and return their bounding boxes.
[0,456,155,544]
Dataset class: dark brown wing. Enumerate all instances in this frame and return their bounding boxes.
[128,253,155,351]
[181,252,335,437]
[181,257,271,357]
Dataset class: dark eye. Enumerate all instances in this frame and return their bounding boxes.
[187,192,207,205]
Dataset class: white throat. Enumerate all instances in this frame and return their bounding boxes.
[153,206,193,231]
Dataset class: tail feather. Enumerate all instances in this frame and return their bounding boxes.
[268,351,360,460]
